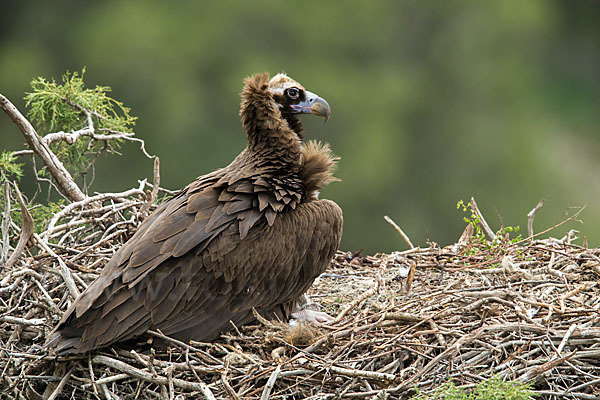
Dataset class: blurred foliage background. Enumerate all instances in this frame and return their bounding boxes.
[1,0,599,253]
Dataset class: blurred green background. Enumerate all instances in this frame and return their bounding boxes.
[1,0,599,253]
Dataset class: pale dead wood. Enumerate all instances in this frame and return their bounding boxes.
[148,157,161,210]
[512,205,586,246]
[0,93,85,201]
[43,110,126,146]
[32,232,80,299]
[469,197,496,241]
[6,184,34,267]
[43,180,146,243]
[332,276,380,323]
[527,199,545,238]
[517,351,577,383]
[1,182,11,264]
[92,355,215,395]
[220,369,241,400]
[384,215,414,249]
[0,315,45,326]
[40,106,156,161]
[260,364,281,400]
[46,368,73,400]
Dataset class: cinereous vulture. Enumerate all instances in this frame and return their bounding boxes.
[47,72,343,354]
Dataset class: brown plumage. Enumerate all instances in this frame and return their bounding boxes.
[47,72,342,354]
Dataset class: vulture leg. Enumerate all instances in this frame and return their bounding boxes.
[290,309,334,325]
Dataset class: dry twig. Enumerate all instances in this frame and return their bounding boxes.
[384,215,414,249]
[469,197,496,241]
[6,184,34,267]
[527,199,545,238]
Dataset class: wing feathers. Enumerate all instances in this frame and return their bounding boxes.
[265,208,277,226]
[152,208,194,242]
[238,209,262,239]
[205,204,235,232]
[49,169,341,354]
[171,221,214,257]
[187,189,219,213]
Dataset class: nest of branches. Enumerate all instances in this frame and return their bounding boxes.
[1,186,599,399]
[1,73,599,399]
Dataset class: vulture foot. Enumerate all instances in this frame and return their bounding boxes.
[290,309,334,325]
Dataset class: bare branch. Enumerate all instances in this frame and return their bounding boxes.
[384,215,414,249]
[1,181,11,264]
[43,109,155,171]
[527,199,545,238]
[32,231,80,299]
[511,205,585,246]
[6,184,34,267]
[11,150,34,157]
[43,130,129,144]
[143,157,160,214]
[99,128,155,159]
[469,197,496,241]
[43,121,136,145]
[516,351,576,383]
[0,315,46,326]
[46,368,74,400]
[308,362,397,382]
[260,365,281,400]
[92,355,216,396]
[43,180,146,242]
[0,93,86,201]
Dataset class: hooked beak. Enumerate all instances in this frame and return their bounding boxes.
[290,91,331,121]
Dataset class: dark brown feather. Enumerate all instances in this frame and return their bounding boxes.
[47,72,342,354]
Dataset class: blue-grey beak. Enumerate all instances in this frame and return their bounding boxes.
[290,90,331,121]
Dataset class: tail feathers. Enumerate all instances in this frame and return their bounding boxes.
[45,331,82,354]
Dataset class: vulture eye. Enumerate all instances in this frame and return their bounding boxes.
[286,88,300,99]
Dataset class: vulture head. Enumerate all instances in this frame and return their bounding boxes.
[268,73,331,121]
[240,73,331,152]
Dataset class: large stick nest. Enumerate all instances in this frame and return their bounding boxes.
[1,188,600,399]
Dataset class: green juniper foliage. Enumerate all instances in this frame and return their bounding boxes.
[1,70,139,235]
[28,201,64,234]
[0,152,63,233]
[411,376,535,400]
[24,68,137,178]
[0,151,24,183]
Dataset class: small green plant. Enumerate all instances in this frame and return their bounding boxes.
[457,200,521,253]
[411,376,535,400]
[457,199,488,251]
[496,225,521,243]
